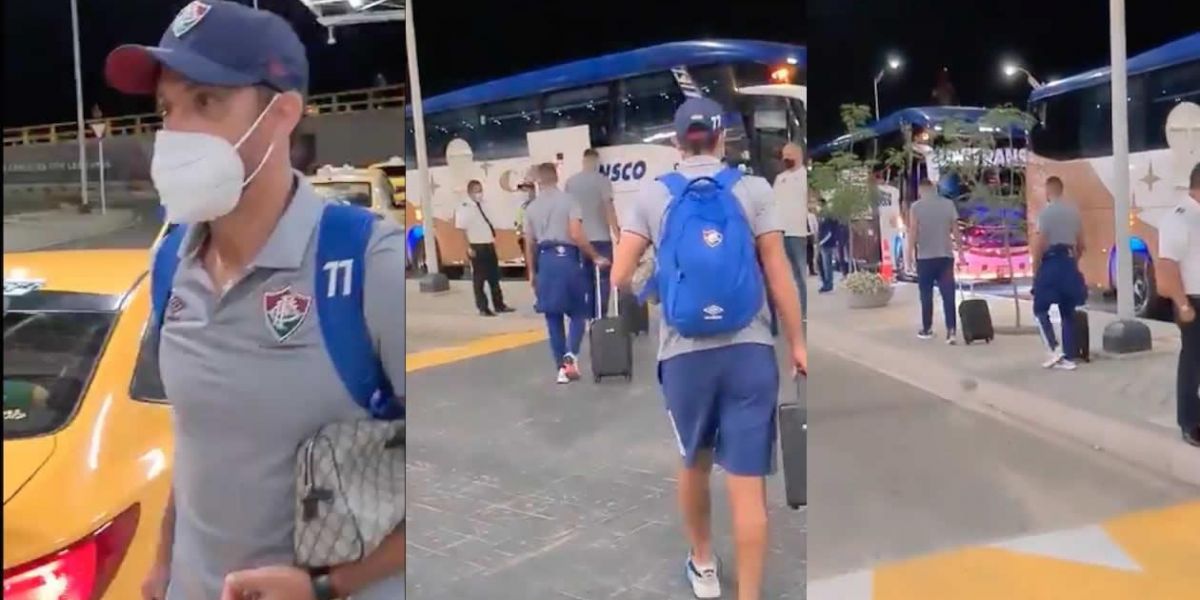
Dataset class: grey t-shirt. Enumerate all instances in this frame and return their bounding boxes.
[911,194,959,259]
[523,187,577,245]
[1036,198,1082,247]
[160,177,405,600]
[565,170,616,242]
[623,156,781,362]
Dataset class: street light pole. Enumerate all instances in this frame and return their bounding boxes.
[405,0,449,292]
[873,70,884,121]
[70,0,89,211]
[1102,0,1151,353]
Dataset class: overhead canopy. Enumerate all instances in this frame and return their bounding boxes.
[299,0,405,27]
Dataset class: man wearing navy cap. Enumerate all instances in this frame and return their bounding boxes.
[105,2,405,599]
[611,97,806,600]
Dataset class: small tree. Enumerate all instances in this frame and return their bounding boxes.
[932,105,1037,329]
[810,103,880,274]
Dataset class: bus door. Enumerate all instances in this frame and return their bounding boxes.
[733,94,802,183]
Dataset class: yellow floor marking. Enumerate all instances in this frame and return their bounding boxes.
[870,501,1200,600]
[406,329,547,372]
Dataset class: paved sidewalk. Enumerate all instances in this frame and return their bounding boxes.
[406,279,545,354]
[808,282,1200,485]
[3,207,139,253]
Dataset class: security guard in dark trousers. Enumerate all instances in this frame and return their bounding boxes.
[524,162,608,384]
[1030,176,1088,371]
[1158,162,1200,447]
[456,179,513,316]
[104,2,405,598]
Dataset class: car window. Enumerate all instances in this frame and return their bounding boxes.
[3,311,116,439]
[311,181,373,207]
[129,317,167,404]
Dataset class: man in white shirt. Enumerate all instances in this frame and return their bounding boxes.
[455,179,513,316]
[774,142,810,319]
[1157,162,1200,447]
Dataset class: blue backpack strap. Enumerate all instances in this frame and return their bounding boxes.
[150,223,187,330]
[714,166,743,189]
[657,172,690,199]
[315,204,404,420]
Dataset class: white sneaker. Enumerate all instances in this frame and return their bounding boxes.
[685,553,721,599]
[1042,352,1064,369]
[1052,358,1078,371]
[556,368,570,384]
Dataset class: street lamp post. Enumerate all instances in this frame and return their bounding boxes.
[873,55,902,121]
[405,0,449,293]
[70,0,89,212]
[1101,0,1151,353]
[1002,64,1043,89]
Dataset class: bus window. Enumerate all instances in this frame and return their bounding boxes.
[617,71,684,145]
[478,97,540,161]
[690,64,739,109]
[740,95,791,181]
[427,106,480,165]
[541,83,613,148]
[1078,84,1114,158]
[1144,60,1200,150]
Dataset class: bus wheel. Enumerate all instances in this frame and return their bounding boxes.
[1132,254,1166,319]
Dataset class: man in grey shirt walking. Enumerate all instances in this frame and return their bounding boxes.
[906,179,962,342]
[1031,176,1088,370]
[566,148,619,317]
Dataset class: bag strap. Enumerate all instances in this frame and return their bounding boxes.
[475,201,497,238]
[713,166,743,189]
[315,203,404,421]
[150,223,188,330]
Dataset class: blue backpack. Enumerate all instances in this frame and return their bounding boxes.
[150,203,404,421]
[650,167,764,337]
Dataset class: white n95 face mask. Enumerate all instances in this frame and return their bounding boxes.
[151,94,279,224]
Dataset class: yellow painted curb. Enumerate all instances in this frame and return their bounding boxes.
[406,329,547,372]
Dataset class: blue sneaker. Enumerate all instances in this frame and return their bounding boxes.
[684,552,721,598]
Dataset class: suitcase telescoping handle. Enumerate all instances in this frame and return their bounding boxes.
[594,263,618,320]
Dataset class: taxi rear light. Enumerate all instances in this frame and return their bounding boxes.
[2,504,140,600]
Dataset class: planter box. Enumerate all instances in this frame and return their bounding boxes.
[847,287,894,309]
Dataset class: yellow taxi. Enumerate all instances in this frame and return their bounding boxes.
[3,249,171,599]
[308,164,402,224]
[368,157,408,223]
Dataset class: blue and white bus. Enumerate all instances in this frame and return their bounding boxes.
[811,106,1030,283]
[405,39,806,277]
[1026,32,1199,318]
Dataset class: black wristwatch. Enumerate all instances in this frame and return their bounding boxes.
[310,573,338,600]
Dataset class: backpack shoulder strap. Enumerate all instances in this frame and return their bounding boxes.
[150,223,188,330]
[657,172,689,199]
[714,166,743,189]
[315,203,403,420]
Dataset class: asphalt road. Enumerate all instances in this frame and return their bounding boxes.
[43,205,164,251]
[807,348,1198,580]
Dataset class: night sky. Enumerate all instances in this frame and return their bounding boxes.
[808,0,1199,144]
[3,0,403,127]
[411,0,804,95]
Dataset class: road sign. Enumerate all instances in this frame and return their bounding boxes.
[90,122,107,138]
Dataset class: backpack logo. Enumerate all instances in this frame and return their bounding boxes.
[165,294,186,322]
[703,304,724,320]
[702,228,723,247]
[172,1,211,38]
[263,286,311,343]
[555,245,567,256]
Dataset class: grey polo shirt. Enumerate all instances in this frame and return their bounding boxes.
[159,176,405,600]
[565,170,615,242]
[523,187,576,245]
[622,155,781,362]
[910,193,959,259]
[1036,197,1082,247]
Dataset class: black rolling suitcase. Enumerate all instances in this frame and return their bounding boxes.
[778,376,807,509]
[1070,309,1090,362]
[957,282,995,344]
[589,267,633,382]
[619,290,650,336]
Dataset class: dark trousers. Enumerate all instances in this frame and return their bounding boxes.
[917,257,957,333]
[783,236,809,321]
[469,243,505,312]
[1179,296,1200,432]
[819,247,837,291]
[1031,250,1086,358]
[805,236,816,275]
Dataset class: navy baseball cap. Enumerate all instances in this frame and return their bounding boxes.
[105,0,308,96]
[674,97,726,142]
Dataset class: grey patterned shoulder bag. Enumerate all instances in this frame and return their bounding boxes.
[294,419,405,568]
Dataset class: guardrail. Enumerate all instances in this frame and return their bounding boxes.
[3,85,405,147]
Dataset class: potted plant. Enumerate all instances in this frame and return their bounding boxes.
[843,271,893,309]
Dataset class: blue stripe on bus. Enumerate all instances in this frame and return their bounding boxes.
[810,106,1028,159]
[1030,33,1199,103]
[407,40,806,117]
